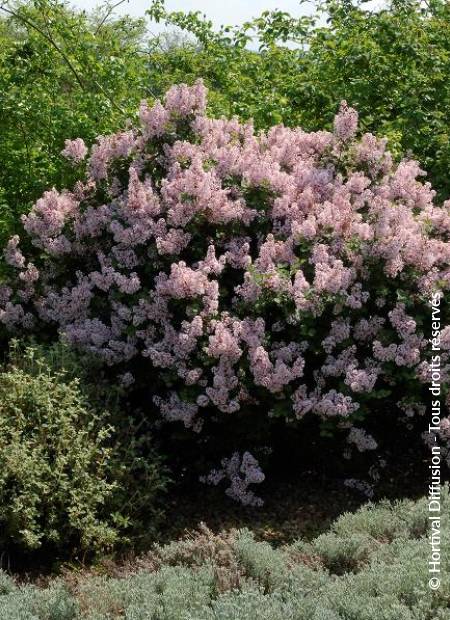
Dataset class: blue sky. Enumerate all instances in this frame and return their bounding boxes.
[72,0,314,27]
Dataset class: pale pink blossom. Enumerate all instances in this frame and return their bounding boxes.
[61,138,88,163]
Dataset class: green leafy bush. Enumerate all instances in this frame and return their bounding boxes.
[1,489,448,618]
[0,342,167,555]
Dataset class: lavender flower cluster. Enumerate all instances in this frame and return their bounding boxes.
[200,451,265,507]
[1,81,449,487]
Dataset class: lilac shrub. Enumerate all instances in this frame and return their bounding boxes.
[1,81,449,493]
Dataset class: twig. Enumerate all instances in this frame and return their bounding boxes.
[94,0,128,35]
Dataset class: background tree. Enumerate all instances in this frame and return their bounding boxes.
[0,0,150,244]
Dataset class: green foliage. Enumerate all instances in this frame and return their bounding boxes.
[233,532,288,590]
[0,580,78,620]
[147,0,450,199]
[0,0,150,245]
[330,496,429,540]
[0,571,16,596]
[0,342,168,555]
[289,494,436,575]
[1,489,449,618]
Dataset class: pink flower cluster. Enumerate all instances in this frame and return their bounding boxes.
[1,80,449,443]
[61,138,88,164]
[200,451,265,507]
[346,427,378,452]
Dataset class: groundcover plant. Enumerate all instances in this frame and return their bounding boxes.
[0,489,449,619]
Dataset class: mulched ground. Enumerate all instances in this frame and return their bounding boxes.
[159,458,430,548]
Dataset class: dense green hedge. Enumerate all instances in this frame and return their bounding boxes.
[1,488,448,618]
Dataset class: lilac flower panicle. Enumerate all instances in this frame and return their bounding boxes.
[61,138,88,164]
[201,451,265,507]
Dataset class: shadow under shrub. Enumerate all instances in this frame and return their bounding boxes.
[0,342,168,562]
